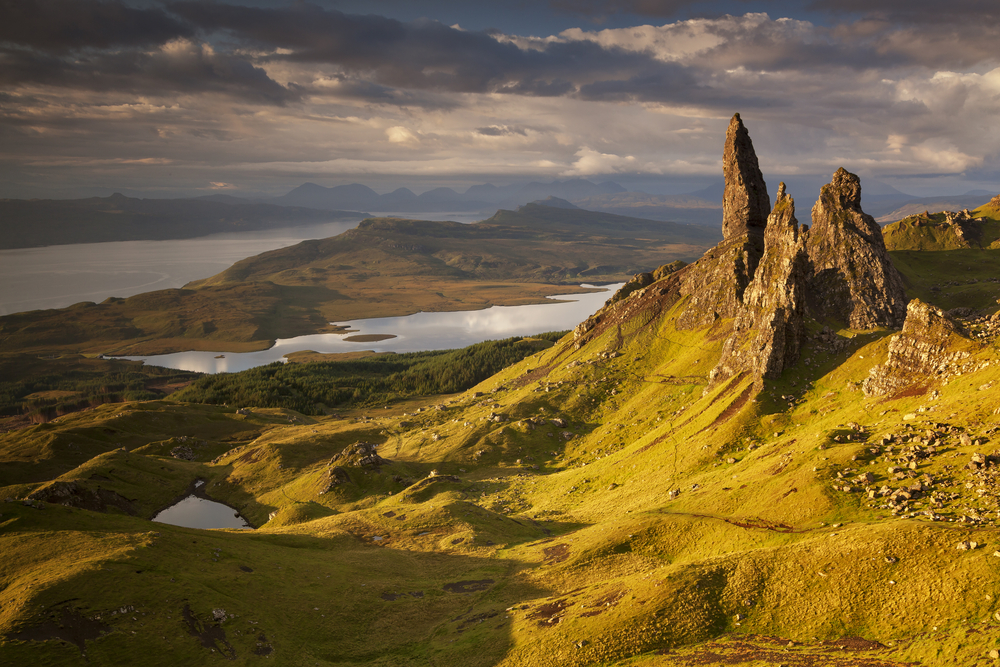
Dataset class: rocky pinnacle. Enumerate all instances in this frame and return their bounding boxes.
[807,167,908,328]
[709,182,809,387]
[722,113,771,240]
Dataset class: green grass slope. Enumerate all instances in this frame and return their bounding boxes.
[5,251,1000,664]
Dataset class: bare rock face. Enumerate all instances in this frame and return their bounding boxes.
[574,120,912,395]
[710,183,810,386]
[27,480,136,514]
[862,299,969,397]
[675,234,764,329]
[807,168,907,328]
[581,114,772,333]
[723,113,771,241]
[676,112,772,329]
[608,271,654,304]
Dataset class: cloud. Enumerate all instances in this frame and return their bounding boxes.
[0,0,192,52]
[476,125,527,136]
[810,0,1000,25]
[169,2,668,98]
[385,126,419,143]
[562,147,638,176]
[0,37,297,104]
[4,2,1000,198]
[548,0,723,19]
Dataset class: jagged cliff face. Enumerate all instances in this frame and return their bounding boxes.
[710,183,809,386]
[807,168,908,329]
[862,299,971,397]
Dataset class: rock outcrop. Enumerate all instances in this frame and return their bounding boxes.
[722,113,771,241]
[862,299,970,397]
[27,480,136,514]
[675,114,771,330]
[330,441,388,469]
[807,168,907,328]
[710,183,809,386]
[574,118,910,392]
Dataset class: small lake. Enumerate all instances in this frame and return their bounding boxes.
[152,495,252,530]
[127,283,623,374]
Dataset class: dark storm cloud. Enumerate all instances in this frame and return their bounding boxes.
[0,40,296,104]
[577,64,701,102]
[0,0,191,52]
[4,0,993,111]
[809,0,1000,24]
[548,0,720,19]
[169,2,661,97]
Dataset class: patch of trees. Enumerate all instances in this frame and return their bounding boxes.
[0,358,198,422]
[170,333,566,413]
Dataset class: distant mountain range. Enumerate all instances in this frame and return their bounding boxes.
[263,177,995,227]
[5,179,995,251]
[267,178,628,213]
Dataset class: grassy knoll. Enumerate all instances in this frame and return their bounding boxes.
[5,258,1000,664]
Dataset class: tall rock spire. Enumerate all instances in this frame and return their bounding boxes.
[674,114,770,329]
[722,113,771,240]
[807,168,908,328]
[709,182,809,387]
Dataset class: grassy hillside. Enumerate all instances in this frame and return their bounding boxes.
[883,201,1000,252]
[482,203,721,242]
[5,246,1000,664]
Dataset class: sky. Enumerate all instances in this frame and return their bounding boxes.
[3,0,1000,199]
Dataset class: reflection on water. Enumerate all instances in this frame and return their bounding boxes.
[129,283,623,374]
[152,495,252,530]
[0,219,364,316]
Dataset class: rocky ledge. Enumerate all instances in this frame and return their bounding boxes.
[862,299,973,397]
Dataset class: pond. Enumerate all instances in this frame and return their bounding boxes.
[152,490,253,530]
[127,283,623,374]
